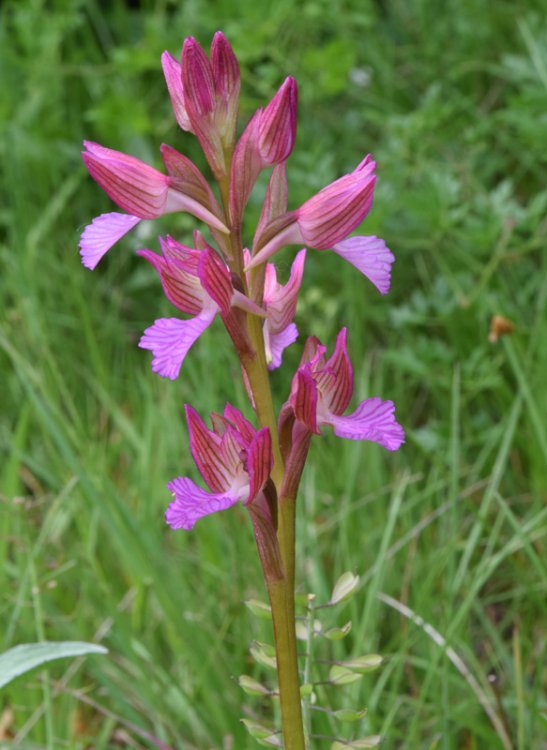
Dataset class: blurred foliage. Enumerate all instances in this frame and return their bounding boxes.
[1,0,546,748]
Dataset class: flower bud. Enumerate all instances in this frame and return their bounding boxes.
[211,31,240,146]
[258,76,298,164]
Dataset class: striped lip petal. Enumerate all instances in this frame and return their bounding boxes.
[165,477,241,530]
[327,397,405,451]
[138,311,216,380]
[332,236,395,294]
[265,322,298,370]
[79,212,141,270]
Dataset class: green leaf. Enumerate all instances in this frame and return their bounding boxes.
[339,654,383,673]
[328,572,360,605]
[238,675,272,696]
[0,642,108,689]
[324,621,352,640]
[241,719,282,746]
[332,707,368,722]
[329,665,363,686]
[250,641,277,670]
[244,599,272,619]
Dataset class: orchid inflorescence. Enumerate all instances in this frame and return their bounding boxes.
[79,30,404,748]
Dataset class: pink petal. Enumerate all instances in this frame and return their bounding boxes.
[266,322,298,370]
[254,162,288,244]
[319,328,353,415]
[197,248,233,315]
[326,397,405,451]
[185,405,233,492]
[258,76,298,165]
[166,477,241,530]
[139,312,215,380]
[160,145,228,233]
[296,158,376,249]
[211,31,240,147]
[138,248,205,315]
[182,37,216,117]
[223,404,256,445]
[332,236,395,294]
[161,51,193,132]
[246,213,301,269]
[291,367,320,434]
[229,109,263,226]
[264,249,306,333]
[211,31,240,102]
[246,427,273,503]
[82,141,169,219]
[79,212,141,270]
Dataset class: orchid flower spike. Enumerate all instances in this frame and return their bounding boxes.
[166,404,273,530]
[138,237,264,380]
[289,328,405,450]
[79,142,228,270]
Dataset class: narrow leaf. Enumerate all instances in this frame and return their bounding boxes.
[0,642,108,689]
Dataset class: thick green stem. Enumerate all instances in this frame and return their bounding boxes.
[266,577,306,750]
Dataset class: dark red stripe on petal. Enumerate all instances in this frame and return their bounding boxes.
[246,428,273,502]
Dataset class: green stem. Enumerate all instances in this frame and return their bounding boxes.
[266,576,306,750]
[217,169,305,748]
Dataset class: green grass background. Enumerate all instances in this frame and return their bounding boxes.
[1,0,546,748]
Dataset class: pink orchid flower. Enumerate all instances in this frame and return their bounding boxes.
[289,328,404,450]
[245,156,395,294]
[138,236,263,380]
[166,404,273,530]
[79,142,228,270]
